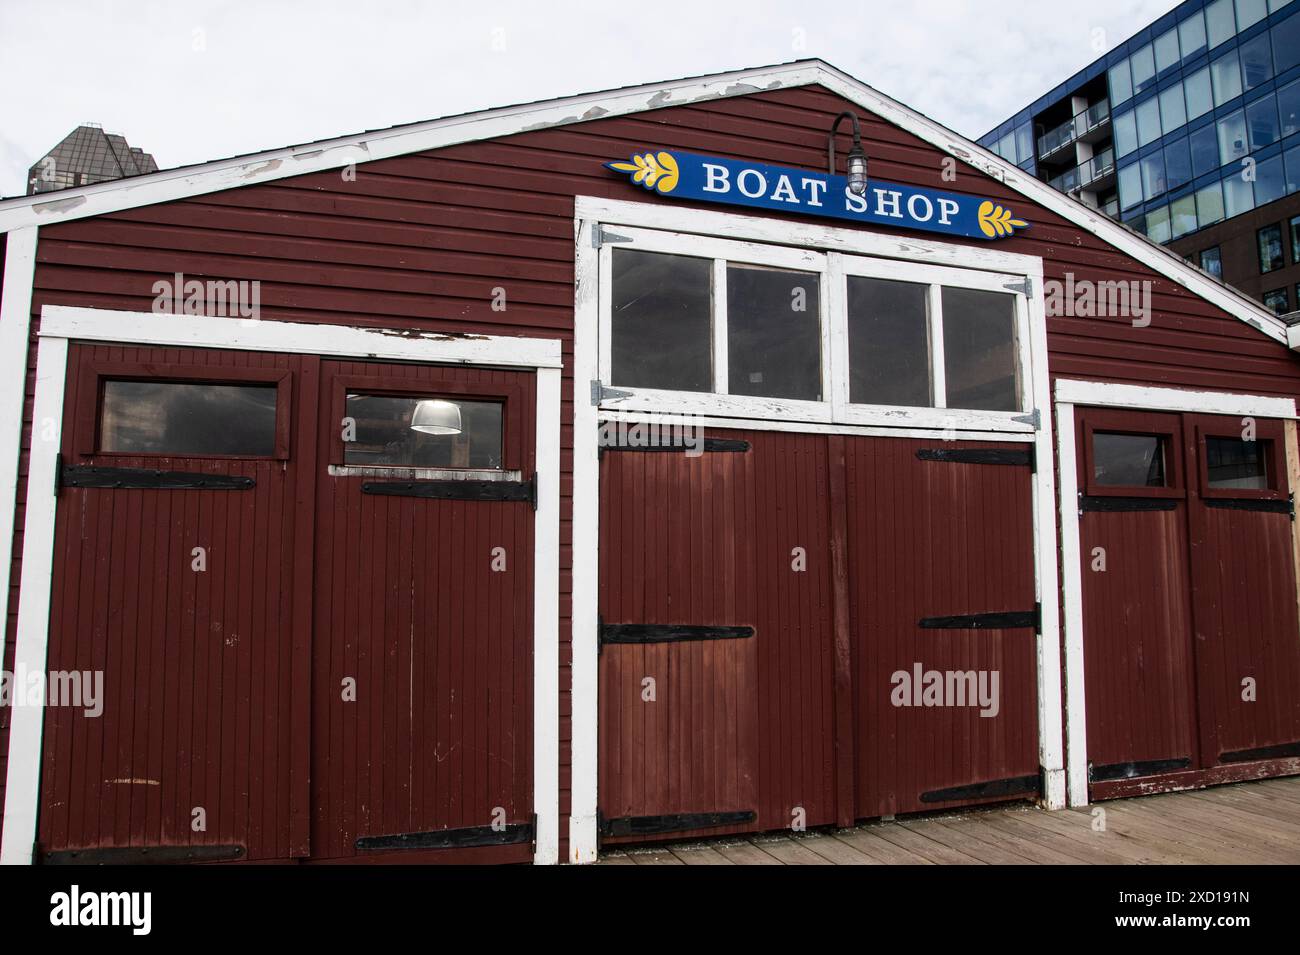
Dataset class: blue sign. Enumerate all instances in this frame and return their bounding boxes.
[605,150,1028,241]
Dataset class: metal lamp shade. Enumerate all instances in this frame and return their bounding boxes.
[409,398,463,435]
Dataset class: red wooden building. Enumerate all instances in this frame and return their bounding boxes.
[1,60,1298,865]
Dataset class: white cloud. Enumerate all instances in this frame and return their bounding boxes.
[0,0,1180,197]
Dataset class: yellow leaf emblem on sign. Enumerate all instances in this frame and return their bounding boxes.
[977,200,1028,238]
[606,151,680,193]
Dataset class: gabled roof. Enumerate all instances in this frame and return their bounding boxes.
[0,59,1286,344]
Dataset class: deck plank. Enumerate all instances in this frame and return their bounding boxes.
[592,776,1300,864]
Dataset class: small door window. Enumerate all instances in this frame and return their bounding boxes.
[1205,436,1271,490]
[846,276,932,407]
[99,380,278,456]
[343,393,504,469]
[1092,432,1167,487]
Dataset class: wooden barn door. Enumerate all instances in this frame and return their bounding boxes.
[1077,406,1300,794]
[597,428,837,843]
[39,343,304,863]
[1075,408,1199,785]
[844,435,1040,817]
[308,360,536,863]
[1184,414,1300,767]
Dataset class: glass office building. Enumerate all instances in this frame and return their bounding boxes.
[979,0,1300,313]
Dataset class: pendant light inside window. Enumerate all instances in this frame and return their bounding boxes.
[410,398,463,435]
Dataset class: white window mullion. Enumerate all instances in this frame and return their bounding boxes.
[1013,292,1033,413]
[927,283,947,409]
[712,257,729,394]
[826,252,848,414]
[597,240,613,386]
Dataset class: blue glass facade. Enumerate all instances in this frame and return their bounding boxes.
[978,0,1300,247]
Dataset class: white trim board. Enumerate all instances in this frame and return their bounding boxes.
[0,59,1283,344]
[1055,378,1297,419]
[1053,378,1296,807]
[0,306,563,865]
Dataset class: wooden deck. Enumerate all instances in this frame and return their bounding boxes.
[597,776,1300,864]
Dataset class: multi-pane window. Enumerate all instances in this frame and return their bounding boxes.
[1259,224,1284,272]
[603,230,1029,425]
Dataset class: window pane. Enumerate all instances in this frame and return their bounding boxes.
[611,249,712,392]
[1171,193,1198,238]
[1292,215,1300,263]
[1147,203,1172,243]
[1119,161,1144,208]
[1109,60,1134,105]
[1260,224,1284,271]
[1201,245,1224,277]
[1217,108,1249,163]
[727,264,821,400]
[1277,78,1300,137]
[1275,9,1300,74]
[99,380,277,456]
[1196,181,1226,226]
[1287,144,1300,193]
[941,288,1017,412]
[1263,288,1290,313]
[1224,170,1256,215]
[1190,123,1221,175]
[1131,45,1157,95]
[1114,109,1139,157]
[998,132,1016,161]
[1155,29,1181,72]
[1256,153,1286,205]
[1206,0,1237,47]
[1093,432,1167,486]
[1159,84,1187,133]
[1165,136,1193,189]
[1180,12,1208,58]
[1272,0,1297,13]
[1239,32,1273,92]
[846,277,931,407]
[1235,0,1269,30]
[1246,93,1280,149]
[1137,97,1162,147]
[1206,435,1269,488]
[1141,151,1168,198]
[1212,50,1243,105]
[342,394,502,468]
[1015,124,1033,165]
[1185,67,1214,119]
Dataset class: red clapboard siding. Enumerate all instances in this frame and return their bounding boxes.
[5,81,1300,852]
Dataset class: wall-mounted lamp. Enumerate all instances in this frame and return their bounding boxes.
[410,398,463,435]
[828,111,869,197]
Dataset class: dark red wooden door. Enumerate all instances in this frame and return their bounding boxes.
[843,435,1040,817]
[308,360,536,863]
[1077,407,1300,790]
[1184,414,1300,766]
[1076,409,1199,781]
[597,429,837,842]
[40,343,306,863]
[597,427,1038,843]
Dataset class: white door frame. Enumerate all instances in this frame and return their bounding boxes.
[1053,377,1297,807]
[0,305,563,865]
[569,196,1065,862]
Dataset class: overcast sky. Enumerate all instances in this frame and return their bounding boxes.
[0,0,1181,198]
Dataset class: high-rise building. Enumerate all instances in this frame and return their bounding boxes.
[979,0,1300,314]
[26,124,158,196]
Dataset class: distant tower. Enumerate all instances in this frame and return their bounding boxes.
[27,124,158,195]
